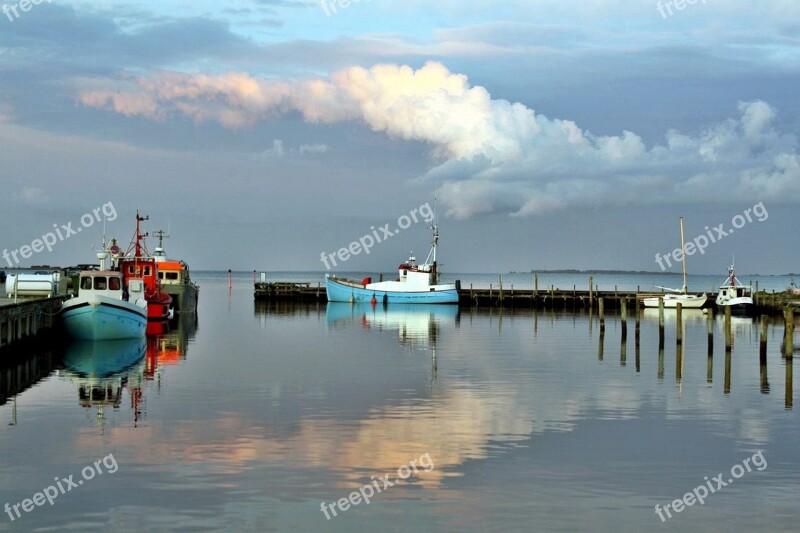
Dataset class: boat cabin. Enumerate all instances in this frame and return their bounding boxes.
[156,260,188,285]
[78,271,145,302]
[397,254,437,288]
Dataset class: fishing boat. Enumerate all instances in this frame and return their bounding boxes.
[325,225,459,304]
[60,247,148,340]
[715,263,754,314]
[151,230,199,315]
[789,279,800,297]
[643,217,707,309]
[117,212,174,321]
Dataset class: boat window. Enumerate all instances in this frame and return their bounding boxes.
[81,277,92,290]
[166,272,179,280]
[128,265,135,274]
[158,272,164,279]
[109,277,121,291]
[94,277,107,290]
[144,266,151,276]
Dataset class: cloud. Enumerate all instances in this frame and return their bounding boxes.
[13,187,51,206]
[78,62,800,218]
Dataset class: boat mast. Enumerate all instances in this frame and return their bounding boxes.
[680,217,687,293]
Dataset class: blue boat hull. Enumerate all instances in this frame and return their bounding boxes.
[61,301,147,340]
[63,337,147,378]
[325,277,459,304]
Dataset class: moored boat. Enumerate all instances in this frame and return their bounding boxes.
[152,230,199,315]
[643,217,707,309]
[325,225,459,304]
[715,264,754,315]
[60,248,148,340]
[117,212,174,321]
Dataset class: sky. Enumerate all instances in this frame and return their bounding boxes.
[0,0,798,274]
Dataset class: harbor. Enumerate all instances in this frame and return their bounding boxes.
[253,276,800,314]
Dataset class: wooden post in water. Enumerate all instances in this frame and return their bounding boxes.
[786,358,793,409]
[598,297,605,333]
[380,273,383,282]
[470,283,474,303]
[785,306,795,358]
[228,269,232,290]
[707,307,714,353]
[589,276,593,308]
[489,283,493,303]
[676,302,683,345]
[620,298,628,341]
[725,305,732,352]
[658,297,665,348]
[724,350,732,395]
[534,273,538,297]
[635,297,641,342]
[760,315,768,360]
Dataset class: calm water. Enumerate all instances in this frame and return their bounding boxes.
[0,272,798,532]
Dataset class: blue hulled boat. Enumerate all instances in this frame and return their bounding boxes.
[325,226,459,304]
[60,247,149,340]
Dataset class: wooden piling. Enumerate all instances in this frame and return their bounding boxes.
[658,297,665,348]
[724,350,732,395]
[785,306,795,358]
[724,305,732,352]
[598,297,605,333]
[676,302,683,345]
[786,357,793,409]
[760,315,768,360]
[707,307,714,353]
[620,298,627,341]
[589,276,593,307]
[755,280,759,307]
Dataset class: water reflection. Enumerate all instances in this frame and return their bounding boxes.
[59,311,198,428]
[325,303,459,348]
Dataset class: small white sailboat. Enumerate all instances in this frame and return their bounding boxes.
[643,217,707,309]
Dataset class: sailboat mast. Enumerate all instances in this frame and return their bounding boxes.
[680,217,687,293]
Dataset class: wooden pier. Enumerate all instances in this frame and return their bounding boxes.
[0,296,67,352]
[253,281,798,314]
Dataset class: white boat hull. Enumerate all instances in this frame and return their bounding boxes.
[642,293,707,309]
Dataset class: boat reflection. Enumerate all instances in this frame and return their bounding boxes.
[62,337,147,416]
[60,310,198,426]
[325,303,459,348]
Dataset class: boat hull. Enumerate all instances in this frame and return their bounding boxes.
[162,283,199,314]
[325,276,458,304]
[61,297,147,340]
[716,297,755,315]
[642,294,707,309]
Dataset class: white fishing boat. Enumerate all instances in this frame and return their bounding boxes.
[715,263,754,314]
[643,217,707,309]
[60,245,149,340]
[326,225,459,304]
